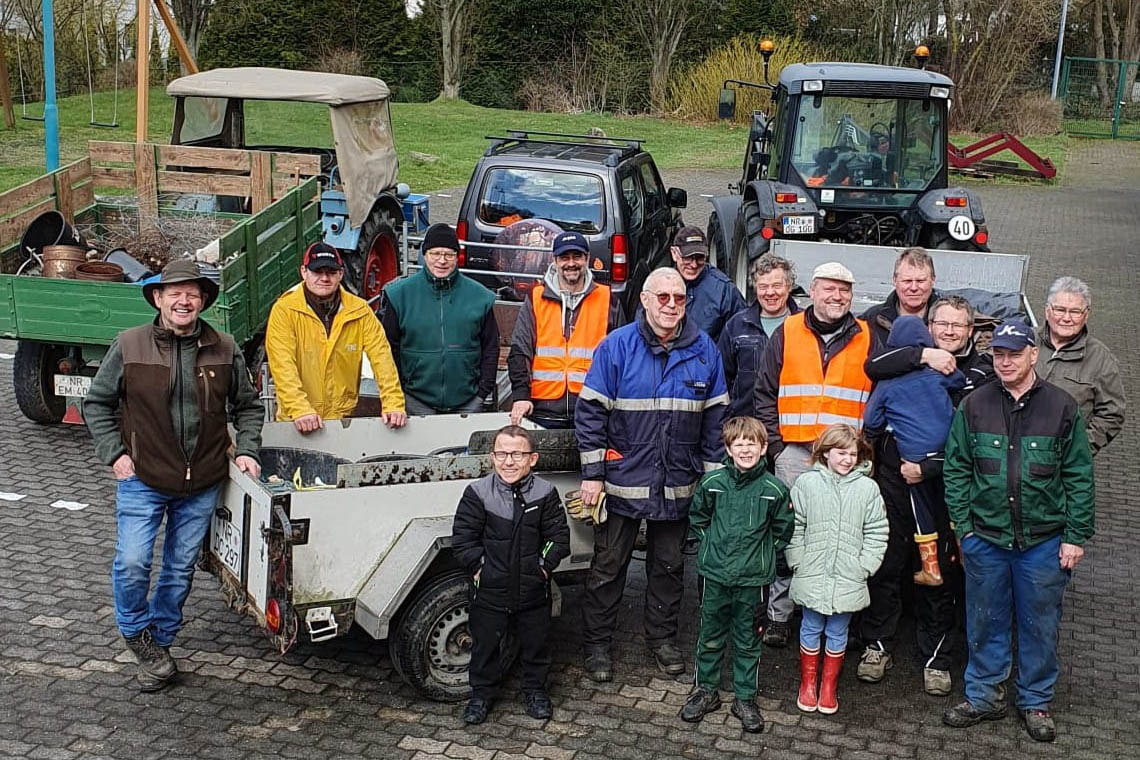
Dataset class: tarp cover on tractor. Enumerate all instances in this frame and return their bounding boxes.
[331,101,399,228]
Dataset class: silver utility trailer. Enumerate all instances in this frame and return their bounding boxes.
[206,413,593,701]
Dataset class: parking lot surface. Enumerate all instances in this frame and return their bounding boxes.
[1,140,1137,759]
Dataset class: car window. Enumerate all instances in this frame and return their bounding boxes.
[620,172,644,229]
[638,162,665,215]
[180,97,227,143]
[477,168,604,233]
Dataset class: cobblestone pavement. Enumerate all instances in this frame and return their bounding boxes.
[1,140,1137,760]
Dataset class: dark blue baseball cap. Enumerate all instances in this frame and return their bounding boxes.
[990,318,1037,350]
[552,231,589,257]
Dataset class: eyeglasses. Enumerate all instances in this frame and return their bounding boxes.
[425,250,459,260]
[1048,304,1088,318]
[681,254,707,264]
[930,320,970,331]
[648,291,686,306]
[491,451,534,463]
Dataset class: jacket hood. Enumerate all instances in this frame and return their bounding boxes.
[887,315,934,348]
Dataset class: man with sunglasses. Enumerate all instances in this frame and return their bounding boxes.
[575,267,728,682]
[508,231,624,429]
[1035,276,1124,456]
[670,226,746,343]
[380,223,499,414]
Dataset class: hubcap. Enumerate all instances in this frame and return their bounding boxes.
[426,602,471,688]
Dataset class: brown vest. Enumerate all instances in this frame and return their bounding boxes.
[119,321,235,494]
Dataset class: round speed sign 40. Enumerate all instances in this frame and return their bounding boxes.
[948,215,976,241]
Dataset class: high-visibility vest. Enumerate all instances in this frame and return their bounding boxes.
[777,311,872,442]
[531,284,611,400]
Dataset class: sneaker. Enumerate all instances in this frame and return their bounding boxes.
[649,642,685,675]
[524,691,553,720]
[122,629,176,692]
[923,667,952,696]
[679,688,721,722]
[762,620,790,648]
[1021,709,1056,742]
[856,645,892,683]
[583,649,613,683]
[463,697,491,724]
[731,698,764,733]
[942,700,1008,728]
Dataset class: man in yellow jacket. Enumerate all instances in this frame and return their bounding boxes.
[266,242,406,433]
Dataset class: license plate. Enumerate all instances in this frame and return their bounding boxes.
[53,375,92,397]
[211,514,243,578]
[781,215,816,235]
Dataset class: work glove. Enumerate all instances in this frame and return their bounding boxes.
[563,489,608,526]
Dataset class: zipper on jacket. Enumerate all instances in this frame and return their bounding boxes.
[174,338,192,485]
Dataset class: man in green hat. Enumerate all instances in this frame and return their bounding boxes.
[84,258,264,692]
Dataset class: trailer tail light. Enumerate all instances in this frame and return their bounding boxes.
[455,220,468,267]
[775,192,798,203]
[266,598,282,634]
[945,196,967,207]
[974,229,989,246]
[610,234,628,283]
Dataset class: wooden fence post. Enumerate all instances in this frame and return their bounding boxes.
[250,151,272,213]
[134,143,159,234]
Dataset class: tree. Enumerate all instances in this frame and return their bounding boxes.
[169,0,214,72]
[1087,0,1140,107]
[425,0,480,99]
[623,0,718,114]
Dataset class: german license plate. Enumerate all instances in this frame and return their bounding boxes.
[781,215,816,235]
[53,374,92,397]
[211,514,242,578]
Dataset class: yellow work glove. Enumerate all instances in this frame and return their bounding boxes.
[564,489,608,526]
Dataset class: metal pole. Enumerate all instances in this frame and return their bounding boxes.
[1050,0,1071,99]
[42,0,60,169]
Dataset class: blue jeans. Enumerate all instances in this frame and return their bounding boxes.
[800,608,852,653]
[111,476,222,646]
[962,534,1070,711]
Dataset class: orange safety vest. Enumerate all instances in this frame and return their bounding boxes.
[530,284,611,400]
[777,311,872,442]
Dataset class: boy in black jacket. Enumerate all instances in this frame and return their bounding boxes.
[452,425,571,724]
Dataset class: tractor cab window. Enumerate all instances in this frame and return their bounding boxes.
[790,94,943,201]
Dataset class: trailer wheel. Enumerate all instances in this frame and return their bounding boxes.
[13,341,66,424]
[345,205,400,305]
[389,570,518,702]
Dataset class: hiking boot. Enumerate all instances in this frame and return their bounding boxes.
[924,667,952,697]
[856,645,892,683]
[731,698,764,733]
[762,620,790,648]
[942,700,1008,728]
[463,696,491,725]
[649,642,685,675]
[679,688,721,722]
[122,629,176,692]
[583,649,613,683]
[1022,709,1056,742]
[524,691,553,720]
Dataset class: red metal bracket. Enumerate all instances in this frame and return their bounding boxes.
[948,133,1057,180]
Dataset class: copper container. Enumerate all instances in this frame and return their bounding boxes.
[75,261,124,282]
[42,245,87,279]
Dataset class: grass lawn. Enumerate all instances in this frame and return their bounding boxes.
[0,87,746,193]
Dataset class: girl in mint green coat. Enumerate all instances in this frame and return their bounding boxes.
[786,424,888,716]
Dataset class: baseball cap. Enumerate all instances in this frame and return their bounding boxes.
[552,231,589,257]
[990,318,1036,350]
[811,261,856,284]
[303,241,343,271]
[671,226,708,258]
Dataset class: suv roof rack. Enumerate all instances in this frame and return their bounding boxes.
[484,130,645,166]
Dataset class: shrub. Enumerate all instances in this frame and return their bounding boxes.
[666,34,822,123]
[313,47,367,76]
[989,91,1063,136]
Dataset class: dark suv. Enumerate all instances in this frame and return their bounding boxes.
[455,131,688,311]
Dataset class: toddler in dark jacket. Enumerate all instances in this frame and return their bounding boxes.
[451,425,570,725]
[864,316,964,585]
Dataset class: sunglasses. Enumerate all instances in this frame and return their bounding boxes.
[648,291,686,306]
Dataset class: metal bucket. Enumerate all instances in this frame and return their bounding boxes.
[75,261,124,282]
[42,245,88,279]
[20,211,91,261]
[103,248,153,282]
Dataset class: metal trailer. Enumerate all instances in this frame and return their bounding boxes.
[207,413,593,702]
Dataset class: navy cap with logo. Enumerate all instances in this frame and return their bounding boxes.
[552,231,589,257]
[303,241,344,271]
[990,318,1037,350]
[671,225,708,258]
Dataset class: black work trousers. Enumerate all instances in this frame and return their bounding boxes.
[859,437,961,671]
[468,602,552,700]
[582,512,687,651]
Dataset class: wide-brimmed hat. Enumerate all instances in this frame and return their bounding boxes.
[143,258,219,310]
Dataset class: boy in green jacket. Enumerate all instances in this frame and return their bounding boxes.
[681,416,794,733]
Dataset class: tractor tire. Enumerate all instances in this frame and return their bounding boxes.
[13,341,66,424]
[731,200,768,288]
[388,570,519,703]
[345,204,401,305]
[925,227,990,252]
[707,212,730,276]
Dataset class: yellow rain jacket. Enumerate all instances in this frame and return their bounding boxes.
[266,285,404,421]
